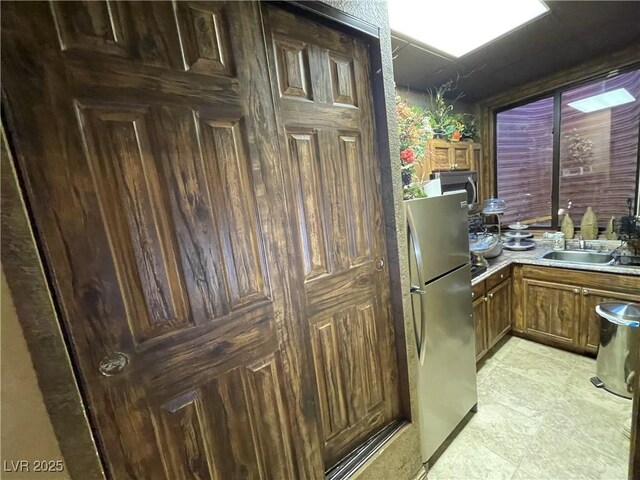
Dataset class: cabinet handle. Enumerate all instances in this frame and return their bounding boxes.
[572,288,579,294]
[500,274,504,279]
[472,291,475,298]
[488,292,494,298]
[484,296,489,302]
[583,289,590,296]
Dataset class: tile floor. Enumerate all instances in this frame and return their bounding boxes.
[427,336,632,480]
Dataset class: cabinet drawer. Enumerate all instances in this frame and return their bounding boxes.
[472,281,486,300]
[520,265,639,296]
[486,266,511,291]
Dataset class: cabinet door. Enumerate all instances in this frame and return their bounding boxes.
[579,288,640,354]
[451,143,471,170]
[470,144,481,171]
[428,140,452,171]
[523,279,581,347]
[487,278,512,348]
[472,296,488,362]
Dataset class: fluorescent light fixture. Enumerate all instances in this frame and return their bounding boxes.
[389,0,549,58]
[567,88,636,113]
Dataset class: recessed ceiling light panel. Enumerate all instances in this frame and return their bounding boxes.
[389,0,549,58]
[567,88,636,113]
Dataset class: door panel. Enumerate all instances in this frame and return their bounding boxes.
[473,296,488,362]
[487,278,511,348]
[451,144,471,170]
[263,6,401,468]
[523,279,580,346]
[2,2,324,478]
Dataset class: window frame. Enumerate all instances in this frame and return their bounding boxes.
[493,62,640,229]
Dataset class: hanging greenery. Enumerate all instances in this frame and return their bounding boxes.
[396,82,478,199]
[424,80,478,142]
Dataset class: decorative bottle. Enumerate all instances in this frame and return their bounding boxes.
[580,207,598,240]
[605,217,617,240]
[561,213,574,239]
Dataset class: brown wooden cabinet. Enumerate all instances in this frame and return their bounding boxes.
[472,266,511,362]
[522,279,581,347]
[579,287,640,354]
[417,139,481,181]
[472,296,488,362]
[513,265,640,354]
[488,278,512,346]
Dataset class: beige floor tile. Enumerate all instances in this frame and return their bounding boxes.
[541,395,630,460]
[569,352,598,375]
[477,366,557,421]
[429,337,631,480]
[510,469,535,480]
[518,425,628,480]
[477,356,500,381]
[461,401,542,464]
[498,347,574,388]
[489,336,522,361]
[562,372,632,415]
[514,338,585,368]
[428,427,518,480]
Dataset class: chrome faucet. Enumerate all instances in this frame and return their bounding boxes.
[578,235,586,250]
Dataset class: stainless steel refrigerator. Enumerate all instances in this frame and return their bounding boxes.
[406,191,478,465]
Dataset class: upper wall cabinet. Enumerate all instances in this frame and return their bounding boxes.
[419,140,481,180]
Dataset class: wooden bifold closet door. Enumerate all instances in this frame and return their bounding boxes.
[1,2,401,478]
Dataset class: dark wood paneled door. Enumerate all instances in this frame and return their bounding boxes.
[2,2,325,478]
[262,7,401,468]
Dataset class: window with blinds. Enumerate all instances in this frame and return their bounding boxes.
[496,67,639,229]
[497,97,554,226]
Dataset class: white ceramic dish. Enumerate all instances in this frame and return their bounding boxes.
[505,231,533,239]
[503,240,535,251]
[508,222,529,230]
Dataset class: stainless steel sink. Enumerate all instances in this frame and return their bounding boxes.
[541,250,614,264]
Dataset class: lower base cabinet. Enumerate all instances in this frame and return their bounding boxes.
[472,296,488,362]
[472,267,511,362]
[522,278,581,348]
[579,287,639,354]
[513,265,640,354]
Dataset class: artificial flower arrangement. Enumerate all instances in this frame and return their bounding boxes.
[396,82,478,199]
[396,95,430,199]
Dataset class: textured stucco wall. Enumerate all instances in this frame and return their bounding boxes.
[320,1,423,479]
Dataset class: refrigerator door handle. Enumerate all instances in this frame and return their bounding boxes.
[407,208,427,366]
[467,175,477,204]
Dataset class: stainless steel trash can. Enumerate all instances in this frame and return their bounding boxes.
[594,302,640,399]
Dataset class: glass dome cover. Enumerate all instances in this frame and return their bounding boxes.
[483,196,506,213]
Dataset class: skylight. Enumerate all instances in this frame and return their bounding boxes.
[567,88,636,113]
[389,0,549,58]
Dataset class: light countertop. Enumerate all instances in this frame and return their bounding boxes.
[471,241,640,286]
